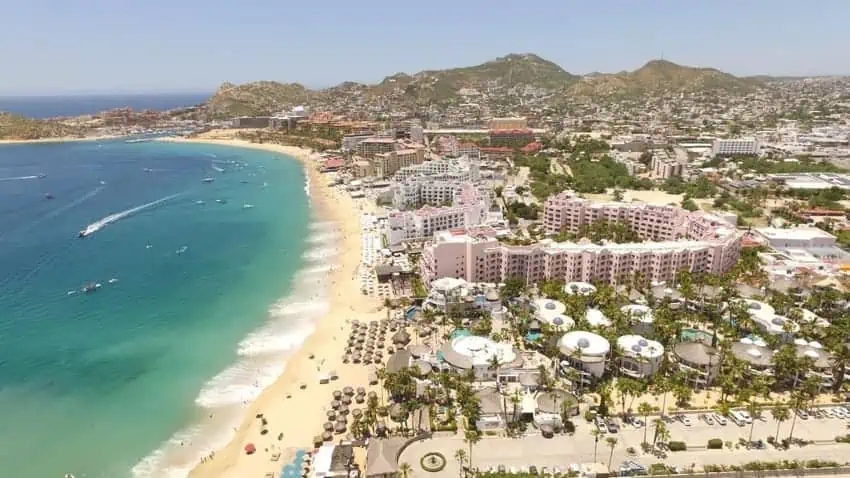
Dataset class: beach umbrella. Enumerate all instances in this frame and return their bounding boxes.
[343,386,354,395]
[340,405,349,415]
[336,415,348,424]
[313,435,323,447]
[354,343,363,351]
[333,390,342,399]
[357,386,366,395]
[331,400,341,409]
[377,342,385,349]
[368,391,378,400]
[322,431,332,441]
[342,396,352,405]
[244,443,256,455]
[334,422,346,433]
[392,330,410,345]
[352,356,361,364]
[355,395,365,404]
[352,408,362,418]
[342,355,350,364]
[323,422,334,431]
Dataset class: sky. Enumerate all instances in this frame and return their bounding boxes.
[2,0,849,95]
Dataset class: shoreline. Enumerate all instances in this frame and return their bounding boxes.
[0,134,124,145]
[157,136,381,478]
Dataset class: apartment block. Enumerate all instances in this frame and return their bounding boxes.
[712,138,760,156]
[388,184,489,245]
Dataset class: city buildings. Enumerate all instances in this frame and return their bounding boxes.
[488,117,528,130]
[754,227,837,249]
[420,193,741,287]
[356,137,398,157]
[650,155,684,178]
[387,184,489,245]
[342,132,374,152]
[373,148,426,178]
[711,138,760,156]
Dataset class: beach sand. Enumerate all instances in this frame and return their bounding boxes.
[161,135,385,478]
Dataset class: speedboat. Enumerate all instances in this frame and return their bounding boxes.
[143,168,153,173]
[216,199,227,204]
[108,278,119,284]
[176,245,188,254]
[243,203,255,209]
[45,193,54,200]
[195,200,205,205]
[80,282,100,294]
[202,177,215,183]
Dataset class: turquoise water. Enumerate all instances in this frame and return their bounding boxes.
[0,140,327,477]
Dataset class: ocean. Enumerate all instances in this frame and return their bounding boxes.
[0,139,334,477]
[0,93,210,118]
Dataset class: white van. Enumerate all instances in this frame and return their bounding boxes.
[729,411,749,426]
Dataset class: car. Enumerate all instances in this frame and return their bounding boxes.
[619,460,648,476]
[796,409,809,420]
[739,411,753,424]
[836,408,848,419]
[701,413,715,425]
[823,408,836,418]
[837,406,850,414]
[661,415,675,424]
[713,413,728,425]
[677,415,692,426]
[595,416,607,431]
[632,417,645,427]
[607,419,620,433]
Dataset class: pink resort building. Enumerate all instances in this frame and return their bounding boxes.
[420,191,741,286]
[388,184,489,246]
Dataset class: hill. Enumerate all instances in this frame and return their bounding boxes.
[205,81,313,118]
[203,53,579,116]
[0,113,84,140]
[569,59,763,97]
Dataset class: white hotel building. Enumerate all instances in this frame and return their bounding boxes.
[420,191,741,286]
[388,184,489,246]
[711,138,760,157]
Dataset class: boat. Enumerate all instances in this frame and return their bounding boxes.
[215,199,227,204]
[45,193,54,200]
[176,245,188,254]
[80,282,101,294]
[125,138,151,144]
[202,177,215,183]
[37,174,47,179]
[195,200,205,205]
[108,278,119,284]
[143,168,153,173]
[243,203,255,209]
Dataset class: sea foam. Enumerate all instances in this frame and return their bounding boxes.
[132,220,338,478]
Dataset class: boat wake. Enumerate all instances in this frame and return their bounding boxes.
[80,193,182,237]
[211,165,224,173]
[131,220,338,478]
[0,175,40,181]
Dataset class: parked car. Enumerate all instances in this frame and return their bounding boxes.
[700,413,715,425]
[632,417,645,427]
[619,460,648,476]
[713,413,728,426]
[796,409,809,420]
[823,408,836,418]
[595,416,607,432]
[677,414,692,426]
[607,418,620,433]
[738,411,753,424]
[661,415,675,424]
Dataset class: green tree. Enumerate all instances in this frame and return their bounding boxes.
[463,428,481,471]
[591,427,603,462]
[398,462,412,478]
[637,402,653,445]
[771,404,790,442]
[453,449,467,478]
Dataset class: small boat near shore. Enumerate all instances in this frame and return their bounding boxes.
[202,177,215,183]
[45,193,54,200]
[81,282,101,293]
[243,203,255,209]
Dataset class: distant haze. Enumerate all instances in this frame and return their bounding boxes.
[0,93,210,118]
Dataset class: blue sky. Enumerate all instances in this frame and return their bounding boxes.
[2,0,848,95]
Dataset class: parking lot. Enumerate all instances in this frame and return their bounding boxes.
[399,408,850,478]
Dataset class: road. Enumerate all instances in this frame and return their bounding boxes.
[399,412,850,477]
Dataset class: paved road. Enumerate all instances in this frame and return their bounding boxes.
[400,413,850,478]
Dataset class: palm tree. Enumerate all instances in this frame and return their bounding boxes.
[591,428,603,462]
[746,400,761,444]
[453,449,467,478]
[489,354,502,387]
[787,391,806,443]
[606,437,619,470]
[398,462,412,478]
[637,402,653,445]
[464,428,481,472]
[652,419,669,446]
[771,404,790,442]
[510,389,522,424]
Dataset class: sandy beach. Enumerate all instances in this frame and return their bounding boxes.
[0,134,122,145]
[161,134,384,478]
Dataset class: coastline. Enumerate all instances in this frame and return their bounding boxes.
[158,136,382,478]
[0,134,123,145]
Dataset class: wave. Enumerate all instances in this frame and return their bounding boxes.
[211,165,224,173]
[305,230,339,245]
[0,175,39,181]
[304,171,311,197]
[80,193,181,237]
[302,246,338,261]
[132,232,337,478]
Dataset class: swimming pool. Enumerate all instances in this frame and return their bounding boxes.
[680,328,712,343]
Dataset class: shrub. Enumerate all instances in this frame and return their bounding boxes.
[668,441,687,452]
[649,463,669,475]
[563,420,575,434]
[707,438,723,449]
[835,434,850,443]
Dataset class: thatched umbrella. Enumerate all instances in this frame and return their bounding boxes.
[343,386,354,395]
[339,405,349,415]
[352,356,361,364]
[322,431,332,441]
[334,422,346,433]
[392,330,410,345]
[326,410,336,420]
[356,386,366,395]
[323,422,333,431]
[342,355,351,364]
[333,390,343,400]
[377,342,385,349]
[352,408,363,418]
[354,343,363,351]
[368,391,378,400]
[363,357,372,365]
[313,435,323,447]
[331,400,341,409]
[336,415,347,424]
[355,395,365,404]
[341,395,352,405]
